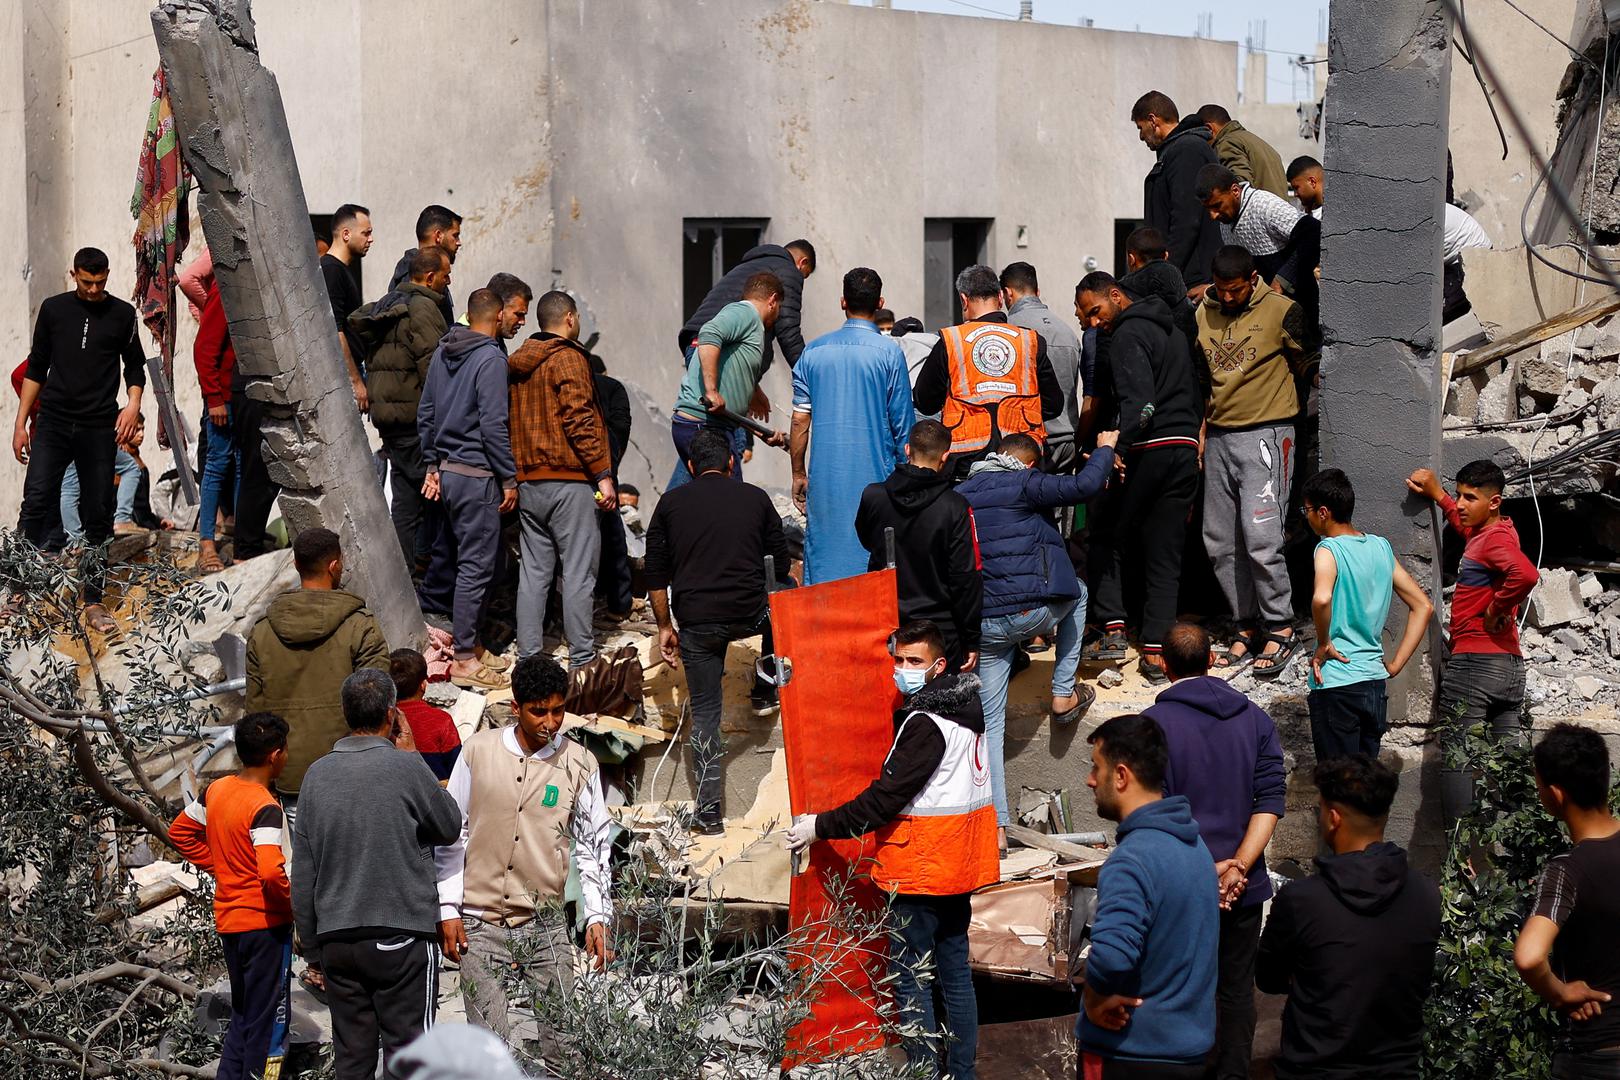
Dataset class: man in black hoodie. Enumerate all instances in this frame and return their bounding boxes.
[1133,90,1223,294]
[1256,755,1440,1079]
[856,420,982,674]
[679,239,816,371]
[1075,272,1202,680]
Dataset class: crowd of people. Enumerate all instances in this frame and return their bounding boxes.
[9,86,1615,1080]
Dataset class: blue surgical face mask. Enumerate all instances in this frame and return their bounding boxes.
[893,667,929,695]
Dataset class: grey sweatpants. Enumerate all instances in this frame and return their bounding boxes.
[517,480,600,666]
[1203,423,1295,627]
[460,911,573,1059]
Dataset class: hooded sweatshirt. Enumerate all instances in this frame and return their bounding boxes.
[1104,296,1203,454]
[417,326,518,487]
[245,589,391,793]
[855,464,982,654]
[1082,795,1219,1064]
[1146,675,1286,905]
[816,672,984,841]
[1256,842,1441,1079]
[1144,116,1223,287]
[957,448,1114,617]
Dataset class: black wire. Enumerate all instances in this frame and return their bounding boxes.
[1453,0,1510,160]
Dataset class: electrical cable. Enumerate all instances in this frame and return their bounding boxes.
[1502,0,1597,65]
[1453,0,1511,160]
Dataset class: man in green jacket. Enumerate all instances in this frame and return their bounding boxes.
[347,247,451,571]
[1196,104,1289,198]
[246,528,391,804]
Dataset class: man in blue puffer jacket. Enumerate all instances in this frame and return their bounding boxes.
[957,428,1117,839]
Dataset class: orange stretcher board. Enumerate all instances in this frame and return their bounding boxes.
[771,568,902,1070]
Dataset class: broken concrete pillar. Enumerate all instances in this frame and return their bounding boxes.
[151,1,422,649]
[1320,0,1451,610]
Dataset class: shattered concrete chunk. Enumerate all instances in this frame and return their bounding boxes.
[1530,569,1588,630]
[1574,675,1604,701]
[1581,573,1605,603]
[1096,668,1124,689]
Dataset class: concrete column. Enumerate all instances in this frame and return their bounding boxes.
[151,0,423,649]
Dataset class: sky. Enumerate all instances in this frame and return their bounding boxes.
[850,0,1326,103]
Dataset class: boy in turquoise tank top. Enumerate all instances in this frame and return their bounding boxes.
[1303,470,1433,760]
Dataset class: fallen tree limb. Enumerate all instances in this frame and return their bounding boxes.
[43,960,200,1001]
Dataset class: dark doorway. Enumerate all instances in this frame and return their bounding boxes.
[924,218,993,331]
[683,218,768,322]
[1113,218,1144,277]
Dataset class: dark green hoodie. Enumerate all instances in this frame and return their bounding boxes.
[245,589,390,792]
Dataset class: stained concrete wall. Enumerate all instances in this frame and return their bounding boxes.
[0,0,1236,518]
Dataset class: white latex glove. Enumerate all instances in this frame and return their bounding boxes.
[784,814,818,852]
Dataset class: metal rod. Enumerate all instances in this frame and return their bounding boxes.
[718,408,783,446]
[884,526,897,570]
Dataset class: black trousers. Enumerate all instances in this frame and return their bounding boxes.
[1080,1054,1204,1079]
[379,425,438,572]
[1089,445,1198,647]
[20,411,115,602]
[596,506,634,614]
[231,390,280,559]
[1211,903,1263,1080]
[320,934,438,1080]
[218,924,292,1080]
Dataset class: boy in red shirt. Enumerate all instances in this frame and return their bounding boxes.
[1407,460,1539,824]
[390,647,463,783]
[169,712,294,1080]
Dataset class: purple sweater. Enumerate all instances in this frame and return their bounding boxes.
[1144,676,1286,907]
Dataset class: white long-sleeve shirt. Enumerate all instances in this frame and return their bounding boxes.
[434,726,613,927]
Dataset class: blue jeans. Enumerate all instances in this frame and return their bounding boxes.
[977,590,1085,826]
[667,415,746,490]
[61,449,141,543]
[890,893,977,1080]
[199,412,239,542]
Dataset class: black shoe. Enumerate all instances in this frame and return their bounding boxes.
[690,820,725,837]
[750,691,779,716]
[1010,647,1032,677]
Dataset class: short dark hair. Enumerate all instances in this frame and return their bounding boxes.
[786,239,817,273]
[415,205,461,241]
[742,271,784,302]
[512,653,570,708]
[1535,723,1611,809]
[389,648,429,701]
[1088,713,1168,790]
[1455,459,1506,496]
[619,483,641,498]
[1315,754,1400,819]
[408,245,448,279]
[1126,226,1169,262]
[955,264,1002,301]
[842,267,883,316]
[536,289,577,329]
[1195,103,1232,125]
[908,419,951,460]
[1195,163,1241,201]
[889,619,946,661]
[73,247,110,275]
[466,287,502,322]
[999,261,1039,295]
[873,308,896,326]
[1211,245,1257,282]
[1287,155,1323,181]
[1161,622,1211,679]
[1076,271,1117,298]
[1131,90,1179,123]
[1000,432,1041,460]
[235,711,289,767]
[341,668,397,732]
[292,527,342,578]
[1303,468,1356,521]
[687,429,733,476]
[332,203,370,233]
[486,272,533,304]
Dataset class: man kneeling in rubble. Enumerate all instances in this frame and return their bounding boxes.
[786,619,1000,1080]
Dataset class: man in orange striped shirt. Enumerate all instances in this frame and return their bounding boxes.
[169,713,294,1080]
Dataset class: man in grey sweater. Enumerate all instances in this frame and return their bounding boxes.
[292,669,462,1080]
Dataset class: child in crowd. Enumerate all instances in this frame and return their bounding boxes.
[1304,469,1431,760]
[390,647,463,783]
[1407,459,1539,824]
[167,712,294,1080]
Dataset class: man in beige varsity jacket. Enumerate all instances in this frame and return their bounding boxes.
[433,654,612,1058]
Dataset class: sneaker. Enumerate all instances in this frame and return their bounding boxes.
[750,692,780,717]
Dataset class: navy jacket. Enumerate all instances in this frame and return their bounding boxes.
[1081,795,1218,1064]
[956,449,1114,618]
[1145,675,1287,906]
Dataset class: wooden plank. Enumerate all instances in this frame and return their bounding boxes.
[1005,823,1107,865]
[1451,292,1620,379]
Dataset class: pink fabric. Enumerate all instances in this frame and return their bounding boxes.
[423,625,455,682]
[177,248,214,319]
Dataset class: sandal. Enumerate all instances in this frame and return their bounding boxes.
[1051,685,1096,725]
[476,649,511,673]
[1214,630,1258,669]
[451,662,510,691]
[1081,629,1129,662]
[198,545,225,574]
[1137,655,1170,685]
[1251,631,1300,680]
[83,604,120,636]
